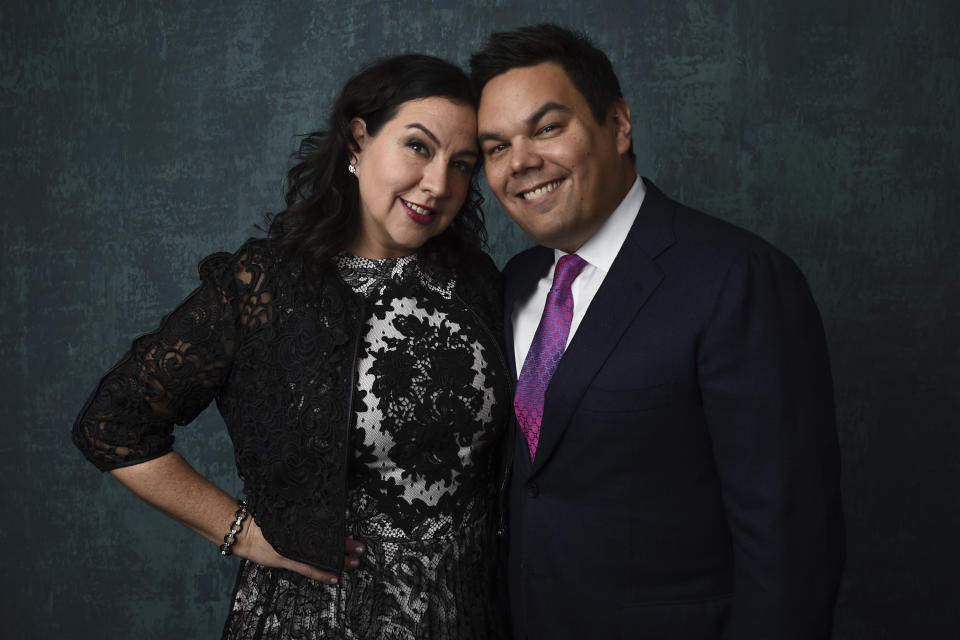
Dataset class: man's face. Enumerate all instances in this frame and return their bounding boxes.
[477,62,633,253]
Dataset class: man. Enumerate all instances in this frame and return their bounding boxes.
[471,24,844,639]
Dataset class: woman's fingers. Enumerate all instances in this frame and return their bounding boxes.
[345,537,365,556]
[344,537,365,568]
[239,514,366,582]
[281,558,341,585]
[344,509,365,560]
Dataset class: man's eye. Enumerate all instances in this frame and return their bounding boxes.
[537,124,558,135]
[487,143,507,156]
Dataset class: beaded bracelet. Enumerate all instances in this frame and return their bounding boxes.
[218,500,249,556]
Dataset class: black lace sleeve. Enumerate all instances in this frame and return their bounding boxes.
[72,248,244,471]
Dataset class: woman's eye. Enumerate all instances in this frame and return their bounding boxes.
[407,140,429,154]
[453,160,474,174]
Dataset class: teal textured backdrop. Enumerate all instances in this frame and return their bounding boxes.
[2,1,958,637]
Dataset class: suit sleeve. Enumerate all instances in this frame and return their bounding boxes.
[698,249,845,639]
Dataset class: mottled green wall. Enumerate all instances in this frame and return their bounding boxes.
[2,1,957,637]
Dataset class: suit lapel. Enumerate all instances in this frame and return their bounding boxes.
[531,180,678,473]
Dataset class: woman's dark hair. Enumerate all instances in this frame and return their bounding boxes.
[267,54,485,277]
[470,24,634,161]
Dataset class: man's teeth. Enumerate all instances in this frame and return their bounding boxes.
[406,201,433,215]
[522,180,562,200]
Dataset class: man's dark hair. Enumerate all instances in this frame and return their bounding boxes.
[470,24,634,160]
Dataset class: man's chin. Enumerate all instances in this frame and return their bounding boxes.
[515,224,577,252]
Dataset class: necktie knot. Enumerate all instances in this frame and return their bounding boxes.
[552,253,587,290]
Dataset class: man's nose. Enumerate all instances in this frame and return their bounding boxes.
[509,139,543,174]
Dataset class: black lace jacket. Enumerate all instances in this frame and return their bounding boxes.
[72,238,505,572]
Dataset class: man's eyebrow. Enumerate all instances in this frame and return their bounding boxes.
[405,123,440,145]
[478,101,572,145]
[527,101,572,126]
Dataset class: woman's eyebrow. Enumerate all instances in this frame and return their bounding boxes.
[405,123,439,145]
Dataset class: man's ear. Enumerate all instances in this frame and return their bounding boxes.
[609,99,633,156]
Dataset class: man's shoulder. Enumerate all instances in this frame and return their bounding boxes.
[647,185,795,268]
[649,191,811,297]
[681,206,776,252]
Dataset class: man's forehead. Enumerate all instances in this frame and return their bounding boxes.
[478,63,582,127]
[480,62,576,102]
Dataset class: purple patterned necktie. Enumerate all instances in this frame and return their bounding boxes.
[515,254,587,461]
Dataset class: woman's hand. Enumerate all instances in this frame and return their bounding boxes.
[234,516,365,584]
[109,452,366,585]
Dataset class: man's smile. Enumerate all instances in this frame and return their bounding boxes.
[518,178,566,201]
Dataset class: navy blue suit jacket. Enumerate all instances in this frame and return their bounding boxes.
[502,180,844,640]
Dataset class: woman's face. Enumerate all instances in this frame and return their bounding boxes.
[348,97,479,259]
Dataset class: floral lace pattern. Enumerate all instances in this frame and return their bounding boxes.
[73,241,508,638]
[75,240,358,571]
[221,253,510,639]
[224,519,501,640]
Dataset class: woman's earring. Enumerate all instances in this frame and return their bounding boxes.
[348,163,357,176]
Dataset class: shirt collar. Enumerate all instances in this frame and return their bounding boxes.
[554,175,645,272]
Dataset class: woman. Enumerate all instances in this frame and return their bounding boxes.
[73,54,510,639]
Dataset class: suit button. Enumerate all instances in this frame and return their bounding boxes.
[526,482,539,498]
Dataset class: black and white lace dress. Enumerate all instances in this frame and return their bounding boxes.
[222,253,510,639]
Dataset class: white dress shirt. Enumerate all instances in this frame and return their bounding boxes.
[513,176,646,374]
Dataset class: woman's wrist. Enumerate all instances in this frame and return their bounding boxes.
[218,499,249,556]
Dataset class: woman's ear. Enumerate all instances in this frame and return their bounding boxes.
[348,118,369,175]
[349,117,368,154]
